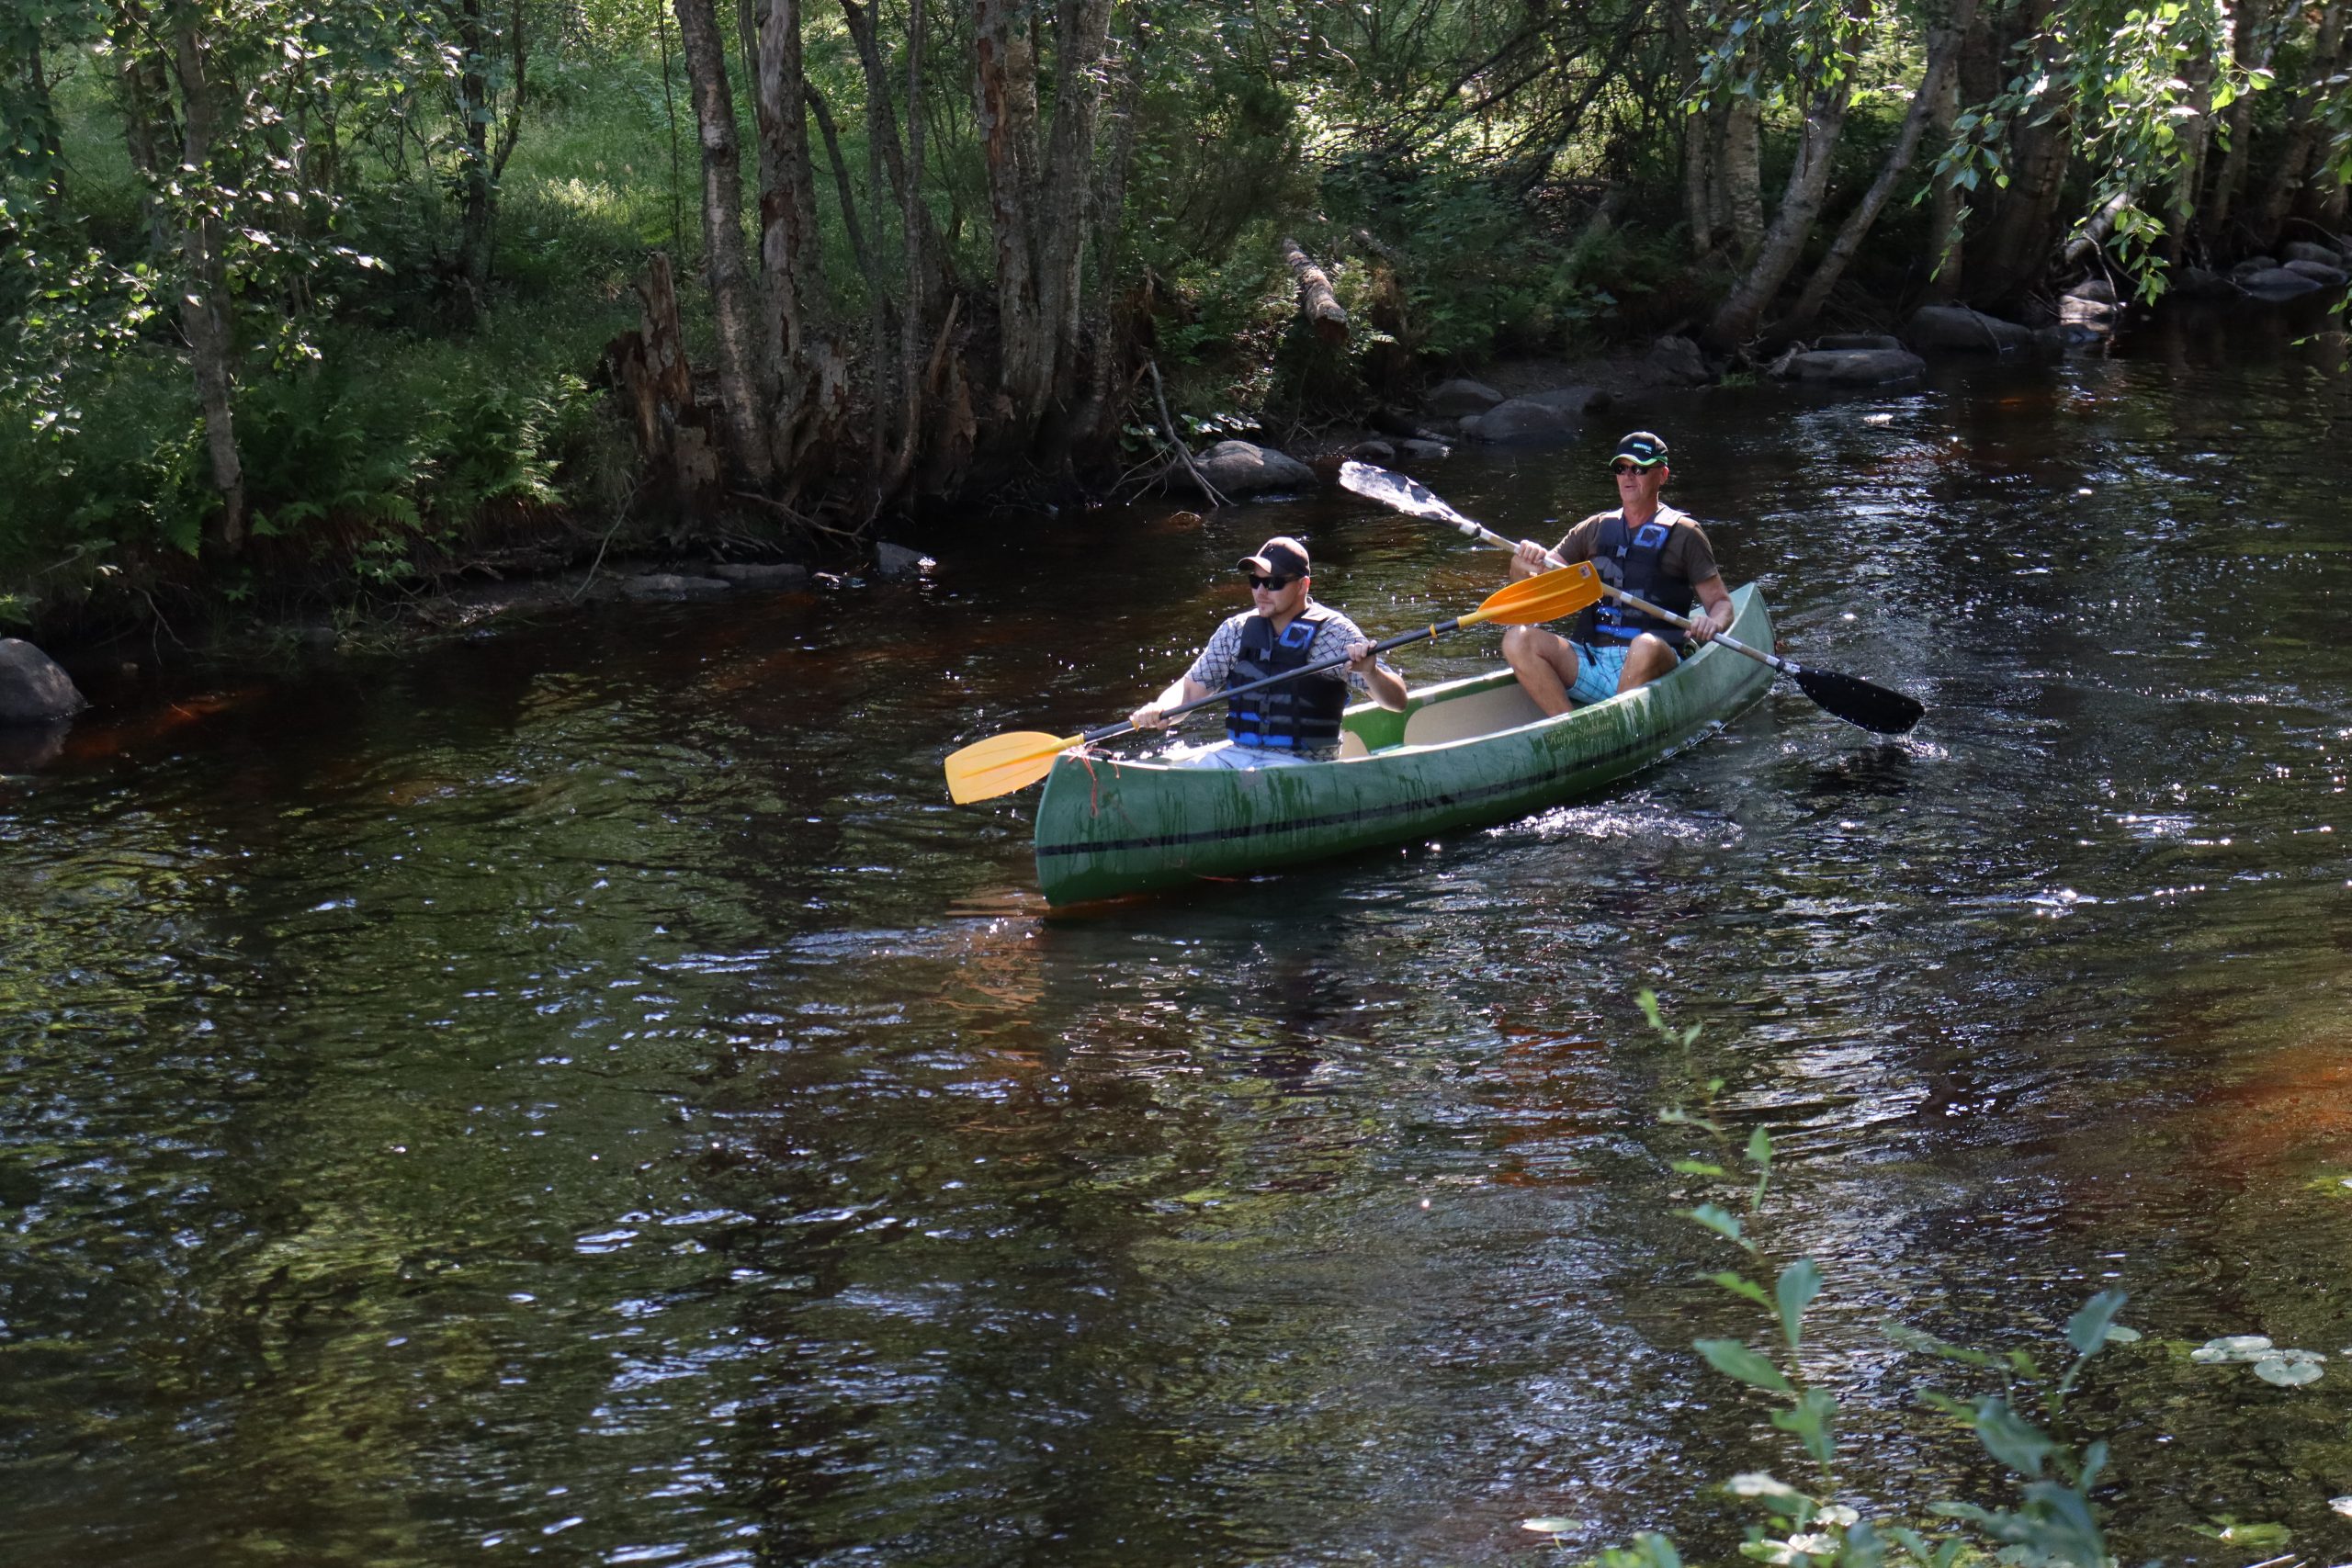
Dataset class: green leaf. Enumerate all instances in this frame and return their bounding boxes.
[1682,1202,1752,1249]
[1746,1124,1774,1168]
[1970,1396,2053,1477]
[1776,1258,1823,1351]
[2253,1357,2324,1385]
[1883,1322,1997,1368]
[1696,1337,1793,1394]
[1522,1517,1577,1534]
[1672,1159,1728,1177]
[2064,1289,2127,1356]
[1770,1387,1838,1464]
[1711,1270,1772,1308]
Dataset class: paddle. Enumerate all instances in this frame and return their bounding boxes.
[944,562,1603,804]
[1337,460,1927,736]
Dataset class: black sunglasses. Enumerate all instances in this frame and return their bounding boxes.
[1247,573,1296,590]
[1611,461,1654,475]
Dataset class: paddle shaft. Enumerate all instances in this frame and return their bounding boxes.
[1444,514,1812,681]
[1086,614,1482,746]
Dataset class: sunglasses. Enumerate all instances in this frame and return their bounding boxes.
[1611,461,1656,476]
[1248,573,1296,590]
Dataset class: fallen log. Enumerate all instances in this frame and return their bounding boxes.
[1282,236,1349,344]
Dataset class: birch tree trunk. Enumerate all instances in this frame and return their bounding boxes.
[974,0,1120,460]
[2198,0,2273,241]
[1722,96,1765,255]
[1923,49,1965,300]
[2249,0,2346,244]
[1781,0,1976,332]
[156,6,247,555]
[1667,0,1715,256]
[671,0,775,484]
[1706,75,1856,348]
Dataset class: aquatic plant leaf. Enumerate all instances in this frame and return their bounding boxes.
[2102,1325,2143,1343]
[1840,1519,1885,1568]
[2191,1334,2275,1363]
[1970,1396,2054,1477]
[1727,1472,1808,1504]
[2253,1356,2323,1385]
[1777,1258,1824,1351]
[1883,1321,1997,1369]
[1712,1270,1773,1308]
[1521,1517,1578,1534]
[2064,1289,2128,1356]
[1771,1388,1839,1464]
[1697,1337,1794,1393]
[1683,1202,1749,1248]
[1747,1124,1774,1168]
[1673,1159,1729,1177]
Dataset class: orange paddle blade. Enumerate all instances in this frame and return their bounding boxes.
[944,728,1085,804]
[1463,560,1601,626]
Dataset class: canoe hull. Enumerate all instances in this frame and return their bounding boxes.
[1032,585,1776,905]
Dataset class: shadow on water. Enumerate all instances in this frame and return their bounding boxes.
[5,308,2352,1565]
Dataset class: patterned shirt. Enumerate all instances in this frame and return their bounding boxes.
[1183,603,1390,695]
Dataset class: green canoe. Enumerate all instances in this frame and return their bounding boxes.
[1031,583,1777,905]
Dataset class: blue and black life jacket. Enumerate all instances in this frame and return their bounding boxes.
[1225,606,1348,751]
[1576,506,1697,644]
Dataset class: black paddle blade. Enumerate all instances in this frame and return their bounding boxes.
[1792,666,1925,735]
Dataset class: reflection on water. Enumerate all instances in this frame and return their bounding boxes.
[4,315,2351,1566]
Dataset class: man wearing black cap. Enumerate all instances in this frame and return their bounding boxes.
[1128,535,1408,766]
[1501,430,1734,713]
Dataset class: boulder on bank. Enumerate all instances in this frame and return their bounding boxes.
[2238,266,2324,298]
[1523,384,1609,416]
[1772,348,1928,387]
[1645,334,1713,386]
[874,542,935,580]
[621,572,732,600]
[2174,266,2234,299]
[1814,333,1905,352]
[712,561,811,588]
[1905,305,2036,353]
[1347,438,1396,462]
[2059,293,2118,327]
[2067,277,2118,304]
[2282,240,2346,267]
[0,638,85,725]
[1187,439,1317,497]
[1423,378,1504,417]
[2284,257,2349,287]
[1462,398,1575,443]
[1399,437,1451,462]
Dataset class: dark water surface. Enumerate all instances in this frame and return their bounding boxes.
[6,314,2352,1567]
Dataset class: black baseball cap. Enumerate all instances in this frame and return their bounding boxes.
[1611,431,1670,468]
[1237,536,1311,578]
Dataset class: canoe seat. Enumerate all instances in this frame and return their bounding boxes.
[1401,681,1547,748]
[1339,731,1370,759]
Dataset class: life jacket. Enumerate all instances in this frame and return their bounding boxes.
[1575,505,1697,644]
[1225,605,1349,751]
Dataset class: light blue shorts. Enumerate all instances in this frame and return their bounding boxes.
[1166,740,1321,770]
[1567,641,1632,705]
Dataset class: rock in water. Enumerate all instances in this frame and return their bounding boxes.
[0,638,86,725]
[1186,440,1317,497]
[1422,378,1504,417]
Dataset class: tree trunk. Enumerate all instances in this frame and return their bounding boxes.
[1707,73,1855,349]
[973,0,1120,460]
[671,0,775,485]
[1667,0,1714,256]
[455,0,495,303]
[4,26,65,207]
[2198,0,2274,244]
[1781,0,1976,332]
[752,0,824,370]
[161,8,246,555]
[840,0,951,318]
[2249,0,2346,244]
[1722,96,1765,254]
[1923,44,1965,300]
[1967,0,2072,307]
[2165,43,2217,265]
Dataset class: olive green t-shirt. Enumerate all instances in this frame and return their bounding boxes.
[1552,507,1721,586]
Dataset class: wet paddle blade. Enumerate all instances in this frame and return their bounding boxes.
[1792,666,1925,735]
[1338,460,1476,529]
[944,729,1083,804]
[1471,561,1602,624]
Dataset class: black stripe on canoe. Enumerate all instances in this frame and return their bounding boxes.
[1035,728,1674,861]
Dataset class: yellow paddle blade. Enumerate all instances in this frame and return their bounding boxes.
[944,728,1086,804]
[1463,560,1602,626]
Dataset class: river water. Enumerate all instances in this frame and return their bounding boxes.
[5,310,2351,1567]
